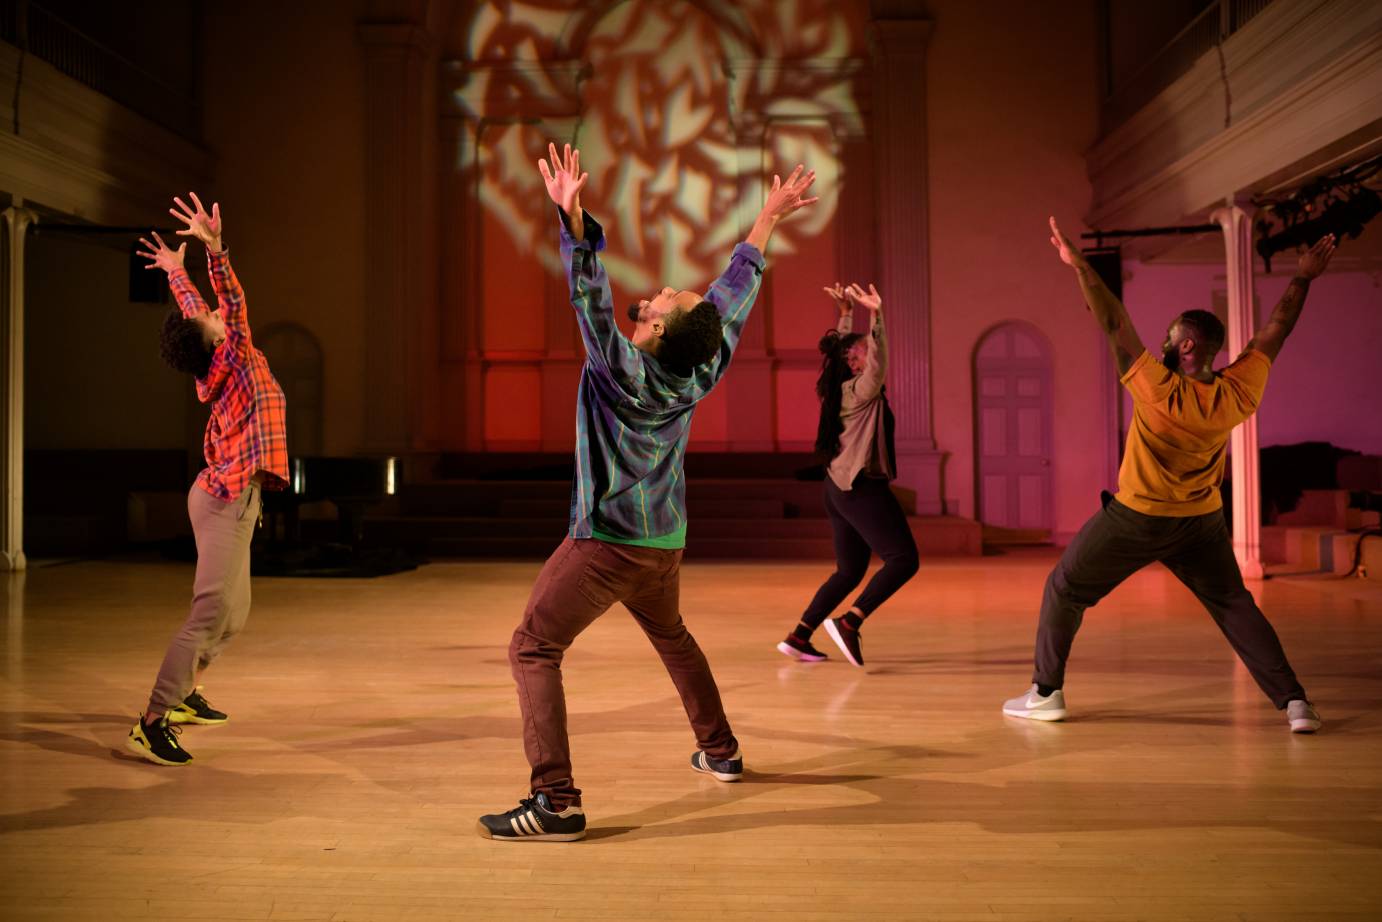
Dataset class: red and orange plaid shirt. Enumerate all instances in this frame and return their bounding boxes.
[168,247,288,502]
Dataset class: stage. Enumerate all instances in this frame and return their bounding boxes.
[2,552,1379,920]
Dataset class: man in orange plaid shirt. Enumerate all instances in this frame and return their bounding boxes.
[127,193,288,766]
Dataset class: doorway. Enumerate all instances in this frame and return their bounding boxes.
[974,322,1053,541]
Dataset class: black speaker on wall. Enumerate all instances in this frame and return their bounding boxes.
[129,241,169,304]
[1084,247,1123,301]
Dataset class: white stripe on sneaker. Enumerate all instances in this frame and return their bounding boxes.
[510,817,524,835]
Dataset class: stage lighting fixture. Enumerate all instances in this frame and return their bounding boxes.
[1254,155,1382,272]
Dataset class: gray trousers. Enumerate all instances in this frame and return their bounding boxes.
[147,482,261,715]
[1034,495,1307,709]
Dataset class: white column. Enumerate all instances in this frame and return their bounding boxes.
[871,17,945,513]
[1211,200,1264,579]
[2,201,36,572]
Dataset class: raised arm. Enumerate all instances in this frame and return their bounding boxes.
[169,193,251,357]
[744,165,818,254]
[699,164,819,371]
[1049,217,1143,375]
[826,283,854,334]
[1246,234,1337,361]
[137,231,206,318]
[847,283,887,400]
[539,142,641,385]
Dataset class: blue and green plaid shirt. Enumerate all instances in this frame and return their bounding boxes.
[559,209,765,548]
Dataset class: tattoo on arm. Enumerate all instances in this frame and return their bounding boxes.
[1250,276,1310,357]
[1270,277,1310,332]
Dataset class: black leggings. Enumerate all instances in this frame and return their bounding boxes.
[799,476,920,631]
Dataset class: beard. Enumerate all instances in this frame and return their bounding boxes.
[626,304,641,321]
[1161,347,1180,372]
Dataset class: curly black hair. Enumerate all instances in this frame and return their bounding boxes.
[657,300,723,375]
[159,309,213,378]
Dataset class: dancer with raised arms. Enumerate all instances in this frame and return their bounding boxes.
[1002,218,1336,733]
[477,143,817,841]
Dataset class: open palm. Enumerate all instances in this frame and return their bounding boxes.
[538,142,588,214]
[846,283,881,312]
[171,192,222,248]
[762,165,819,223]
[136,231,186,272]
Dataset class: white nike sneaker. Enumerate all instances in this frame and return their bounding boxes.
[1286,700,1321,733]
[1002,685,1067,721]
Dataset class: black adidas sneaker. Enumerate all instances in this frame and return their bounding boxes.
[476,792,586,842]
[691,748,743,782]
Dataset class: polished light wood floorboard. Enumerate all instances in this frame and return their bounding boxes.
[2,553,1380,921]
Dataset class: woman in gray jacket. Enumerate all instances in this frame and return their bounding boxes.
[777,283,919,667]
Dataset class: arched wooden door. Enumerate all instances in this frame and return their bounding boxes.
[974,322,1053,538]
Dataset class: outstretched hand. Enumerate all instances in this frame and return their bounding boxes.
[171,192,223,252]
[1048,217,1086,268]
[845,282,881,313]
[824,283,849,315]
[538,142,588,215]
[1297,233,1337,279]
[136,231,186,273]
[761,165,819,224]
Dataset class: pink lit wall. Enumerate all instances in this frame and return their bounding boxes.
[925,0,1103,535]
[1120,260,1382,455]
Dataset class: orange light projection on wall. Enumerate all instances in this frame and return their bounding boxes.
[449,0,868,450]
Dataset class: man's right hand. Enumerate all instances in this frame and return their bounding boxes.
[136,231,186,273]
[539,142,588,216]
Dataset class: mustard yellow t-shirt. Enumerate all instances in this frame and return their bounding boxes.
[1113,348,1271,517]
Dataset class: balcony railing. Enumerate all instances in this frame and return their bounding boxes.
[0,0,200,140]
[1102,0,1275,132]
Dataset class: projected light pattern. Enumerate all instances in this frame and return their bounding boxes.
[455,0,864,295]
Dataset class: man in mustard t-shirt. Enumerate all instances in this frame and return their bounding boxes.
[1003,218,1338,733]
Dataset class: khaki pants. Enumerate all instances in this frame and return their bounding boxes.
[509,537,739,809]
[147,482,261,715]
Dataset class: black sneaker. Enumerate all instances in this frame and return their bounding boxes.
[824,617,864,667]
[691,748,743,782]
[476,792,586,842]
[167,686,228,725]
[126,714,193,766]
[776,636,829,662]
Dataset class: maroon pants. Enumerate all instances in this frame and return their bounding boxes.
[509,537,738,808]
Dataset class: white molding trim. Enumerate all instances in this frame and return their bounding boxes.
[1089,0,1382,229]
[0,42,211,225]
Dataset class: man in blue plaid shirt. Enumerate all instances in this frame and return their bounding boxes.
[479,143,818,842]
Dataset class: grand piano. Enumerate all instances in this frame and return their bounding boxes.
[255,456,420,577]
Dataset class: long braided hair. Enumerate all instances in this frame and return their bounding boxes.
[814,329,865,461]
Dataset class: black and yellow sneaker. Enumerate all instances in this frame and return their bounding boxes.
[476,793,586,842]
[167,686,228,725]
[691,748,744,782]
[126,714,193,766]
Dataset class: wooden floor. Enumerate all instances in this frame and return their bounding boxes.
[2,552,1380,921]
